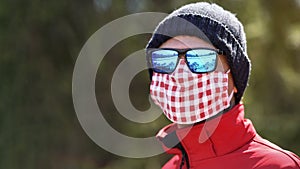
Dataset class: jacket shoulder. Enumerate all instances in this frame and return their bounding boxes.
[251,135,300,169]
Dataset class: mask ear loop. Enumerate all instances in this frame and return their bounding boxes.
[225,69,235,104]
[225,69,231,74]
[228,90,234,104]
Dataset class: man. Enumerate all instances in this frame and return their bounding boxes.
[146,2,300,169]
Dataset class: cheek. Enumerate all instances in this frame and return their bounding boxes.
[215,56,230,72]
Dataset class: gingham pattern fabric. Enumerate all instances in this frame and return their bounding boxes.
[150,59,230,124]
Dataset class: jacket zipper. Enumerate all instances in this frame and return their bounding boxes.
[178,143,190,169]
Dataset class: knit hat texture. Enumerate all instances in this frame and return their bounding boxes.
[146,2,251,103]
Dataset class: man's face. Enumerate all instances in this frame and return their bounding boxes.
[158,35,236,98]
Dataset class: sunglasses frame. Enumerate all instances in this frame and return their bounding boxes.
[146,48,224,74]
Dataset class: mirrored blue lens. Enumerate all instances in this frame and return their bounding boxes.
[151,50,178,73]
[186,49,217,73]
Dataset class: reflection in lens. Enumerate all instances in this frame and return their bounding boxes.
[152,50,178,73]
[186,49,217,73]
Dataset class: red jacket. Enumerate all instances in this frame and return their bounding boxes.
[156,104,300,169]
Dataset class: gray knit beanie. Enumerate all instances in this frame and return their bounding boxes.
[146,2,251,103]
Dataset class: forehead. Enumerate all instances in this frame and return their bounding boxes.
[159,35,216,49]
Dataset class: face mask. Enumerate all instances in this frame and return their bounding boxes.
[150,59,232,124]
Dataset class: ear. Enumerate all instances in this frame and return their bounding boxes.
[234,87,238,93]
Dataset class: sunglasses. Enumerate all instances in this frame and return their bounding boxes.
[146,48,223,74]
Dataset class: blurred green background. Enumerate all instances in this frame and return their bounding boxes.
[1,0,300,168]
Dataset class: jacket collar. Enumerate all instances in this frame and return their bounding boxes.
[156,104,256,162]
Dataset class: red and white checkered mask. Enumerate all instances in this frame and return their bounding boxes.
[150,59,231,124]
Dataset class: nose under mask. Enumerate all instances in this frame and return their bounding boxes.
[150,59,232,124]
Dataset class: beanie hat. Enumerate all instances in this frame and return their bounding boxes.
[146,2,251,103]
